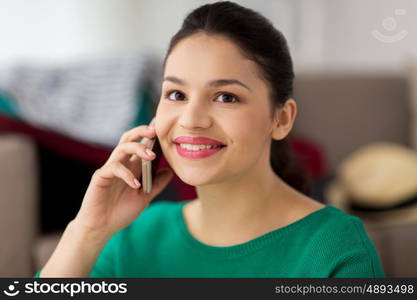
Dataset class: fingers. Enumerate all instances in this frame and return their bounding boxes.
[118,124,156,145]
[129,154,140,162]
[95,162,141,189]
[97,121,158,189]
[107,142,156,165]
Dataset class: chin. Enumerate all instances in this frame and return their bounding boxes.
[163,146,230,186]
[174,169,213,186]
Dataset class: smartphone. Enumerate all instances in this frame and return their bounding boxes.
[139,123,162,194]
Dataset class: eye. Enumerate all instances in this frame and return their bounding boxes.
[215,93,240,103]
[164,90,240,103]
[165,90,185,101]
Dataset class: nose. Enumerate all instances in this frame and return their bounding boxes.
[178,96,212,130]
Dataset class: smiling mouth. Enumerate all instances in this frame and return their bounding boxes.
[173,143,227,150]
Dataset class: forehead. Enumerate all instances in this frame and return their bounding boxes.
[164,33,263,88]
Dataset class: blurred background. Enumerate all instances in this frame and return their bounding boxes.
[1,0,417,277]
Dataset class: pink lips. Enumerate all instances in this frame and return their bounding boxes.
[173,136,226,159]
[173,136,226,145]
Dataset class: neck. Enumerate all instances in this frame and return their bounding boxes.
[193,158,294,244]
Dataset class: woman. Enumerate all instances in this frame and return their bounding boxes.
[35,1,385,278]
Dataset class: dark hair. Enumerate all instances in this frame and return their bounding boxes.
[162,1,311,195]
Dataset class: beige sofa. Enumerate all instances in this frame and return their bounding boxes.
[1,72,417,277]
[0,133,39,277]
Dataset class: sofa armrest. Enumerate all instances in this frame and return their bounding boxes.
[364,222,417,277]
[0,133,39,276]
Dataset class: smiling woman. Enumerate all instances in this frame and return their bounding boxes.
[34,1,385,279]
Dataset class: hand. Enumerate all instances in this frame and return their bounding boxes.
[73,120,173,238]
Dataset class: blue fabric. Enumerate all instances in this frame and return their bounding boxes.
[0,90,19,118]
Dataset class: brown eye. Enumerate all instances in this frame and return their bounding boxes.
[167,91,185,101]
[216,93,240,103]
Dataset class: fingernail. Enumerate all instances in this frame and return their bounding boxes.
[134,178,141,187]
[145,149,155,157]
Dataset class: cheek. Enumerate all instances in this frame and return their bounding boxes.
[228,110,271,156]
[155,101,168,120]
[231,109,268,139]
[155,108,172,147]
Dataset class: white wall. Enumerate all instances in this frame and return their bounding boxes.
[0,0,144,65]
[321,0,417,73]
[0,0,316,67]
[132,0,299,61]
[0,0,416,72]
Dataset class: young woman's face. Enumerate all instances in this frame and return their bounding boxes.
[155,33,276,186]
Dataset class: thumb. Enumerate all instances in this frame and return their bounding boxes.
[147,168,174,200]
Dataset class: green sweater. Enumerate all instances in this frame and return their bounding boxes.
[34,200,386,278]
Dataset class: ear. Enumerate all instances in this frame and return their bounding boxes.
[271,98,297,140]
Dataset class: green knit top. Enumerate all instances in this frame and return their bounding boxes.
[34,200,386,278]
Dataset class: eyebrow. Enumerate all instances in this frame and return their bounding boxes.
[163,76,252,92]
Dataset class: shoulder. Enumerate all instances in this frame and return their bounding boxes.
[292,203,376,259]
[287,196,360,237]
[310,205,370,243]
[304,205,385,277]
[322,206,381,259]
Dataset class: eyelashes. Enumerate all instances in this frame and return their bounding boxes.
[164,90,185,101]
[163,90,241,103]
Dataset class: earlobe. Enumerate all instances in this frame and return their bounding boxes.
[271,123,285,140]
[271,109,283,140]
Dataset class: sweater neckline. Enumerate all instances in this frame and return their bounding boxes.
[175,200,334,258]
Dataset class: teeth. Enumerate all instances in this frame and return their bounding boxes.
[179,144,222,150]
